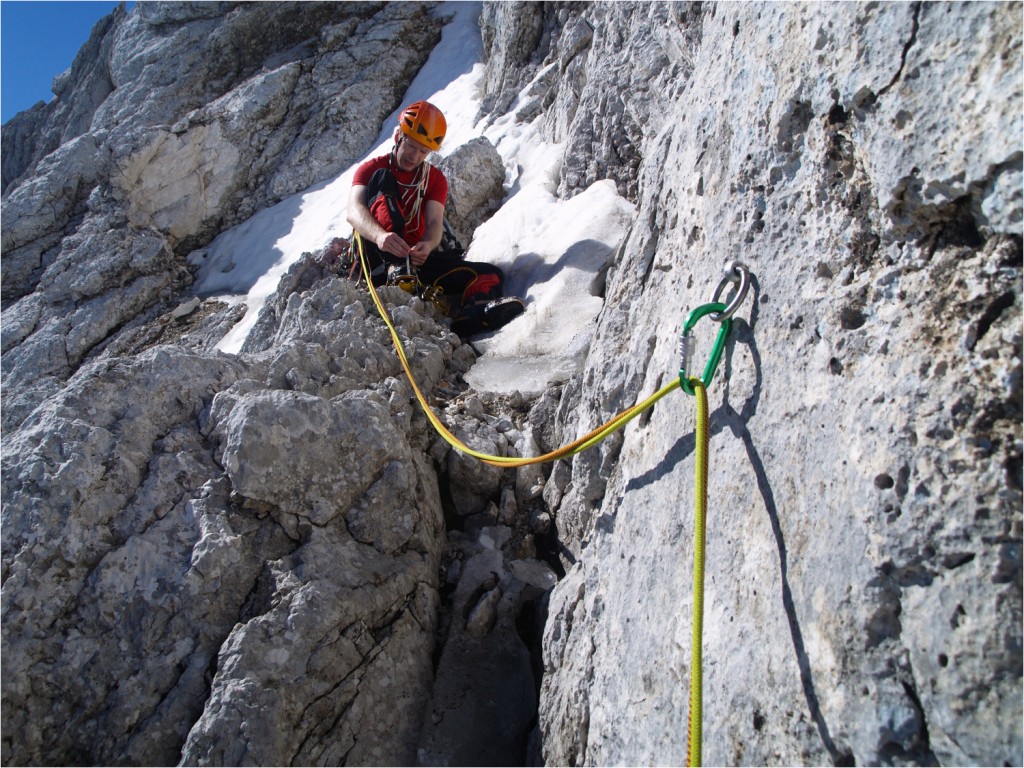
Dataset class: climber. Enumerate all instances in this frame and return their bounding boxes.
[346,99,524,337]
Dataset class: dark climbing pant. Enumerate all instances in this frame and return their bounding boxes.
[361,240,506,304]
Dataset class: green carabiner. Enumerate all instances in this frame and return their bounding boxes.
[679,302,732,396]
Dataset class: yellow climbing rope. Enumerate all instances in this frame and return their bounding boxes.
[355,229,751,764]
[355,231,681,468]
[686,377,709,767]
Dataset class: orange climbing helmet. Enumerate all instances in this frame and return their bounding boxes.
[398,100,447,151]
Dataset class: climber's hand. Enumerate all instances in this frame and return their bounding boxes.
[409,242,432,266]
[378,232,410,259]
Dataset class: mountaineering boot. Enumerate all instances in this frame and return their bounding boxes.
[450,296,525,337]
[482,296,525,329]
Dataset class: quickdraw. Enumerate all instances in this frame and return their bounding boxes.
[679,260,750,394]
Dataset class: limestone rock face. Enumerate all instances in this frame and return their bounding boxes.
[1,1,1020,767]
[0,6,124,192]
[0,3,458,765]
[0,270,454,765]
[1,1,443,432]
[437,136,507,248]
[488,3,1021,766]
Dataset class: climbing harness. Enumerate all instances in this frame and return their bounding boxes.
[356,230,750,765]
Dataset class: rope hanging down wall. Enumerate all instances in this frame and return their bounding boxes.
[356,231,751,766]
[678,260,750,767]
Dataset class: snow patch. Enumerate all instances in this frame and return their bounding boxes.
[193,0,636,396]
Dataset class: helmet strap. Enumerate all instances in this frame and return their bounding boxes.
[391,135,429,175]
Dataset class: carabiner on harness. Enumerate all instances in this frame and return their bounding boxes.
[679,303,731,396]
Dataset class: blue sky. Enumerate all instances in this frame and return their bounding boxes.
[2,1,125,123]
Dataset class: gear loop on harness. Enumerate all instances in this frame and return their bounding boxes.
[679,302,731,396]
[708,260,750,322]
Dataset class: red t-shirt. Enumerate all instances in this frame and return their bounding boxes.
[353,154,448,245]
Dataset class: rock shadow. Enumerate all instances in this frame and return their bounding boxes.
[626,275,852,765]
[503,238,616,302]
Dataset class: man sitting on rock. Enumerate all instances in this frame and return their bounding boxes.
[346,99,524,337]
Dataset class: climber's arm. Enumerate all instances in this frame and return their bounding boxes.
[347,185,410,258]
